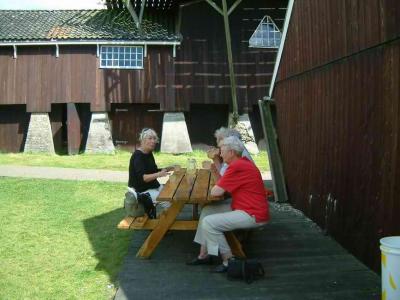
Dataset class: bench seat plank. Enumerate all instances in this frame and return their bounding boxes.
[117,216,135,229]
[130,220,199,230]
[130,215,149,228]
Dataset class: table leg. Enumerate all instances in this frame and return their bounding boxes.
[225,231,246,258]
[192,204,199,220]
[136,200,186,258]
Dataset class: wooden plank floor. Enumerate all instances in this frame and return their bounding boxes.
[115,202,380,300]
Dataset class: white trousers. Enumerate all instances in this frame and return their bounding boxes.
[194,202,264,256]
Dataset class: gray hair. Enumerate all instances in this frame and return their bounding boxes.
[214,127,241,141]
[139,128,159,143]
[219,136,244,156]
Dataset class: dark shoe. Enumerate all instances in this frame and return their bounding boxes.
[186,256,213,265]
[212,264,228,273]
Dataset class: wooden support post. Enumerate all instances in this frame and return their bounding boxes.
[67,103,81,155]
[228,0,242,16]
[258,98,288,202]
[221,0,239,123]
[205,0,240,124]
[138,0,146,31]
[225,232,246,258]
[192,204,199,220]
[123,0,146,31]
[175,4,182,33]
[136,200,186,258]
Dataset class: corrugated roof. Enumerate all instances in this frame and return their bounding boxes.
[0,9,181,42]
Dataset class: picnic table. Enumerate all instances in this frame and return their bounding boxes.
[118,168,245,259]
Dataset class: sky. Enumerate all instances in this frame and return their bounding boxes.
[0,0,107,10]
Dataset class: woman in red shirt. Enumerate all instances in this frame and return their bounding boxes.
[188,136,269,273]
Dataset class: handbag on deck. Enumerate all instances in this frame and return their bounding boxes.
[227,257,265,284]
[124,189,156,219]
[124,190,145,217]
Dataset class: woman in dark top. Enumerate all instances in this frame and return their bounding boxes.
[128,128,173,209]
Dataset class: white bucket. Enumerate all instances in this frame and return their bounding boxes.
[380,236,400,300]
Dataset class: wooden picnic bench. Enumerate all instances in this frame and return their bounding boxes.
[117,168,246,259]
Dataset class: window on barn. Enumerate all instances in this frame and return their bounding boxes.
[249,16,282,48]
[100,46,143,69]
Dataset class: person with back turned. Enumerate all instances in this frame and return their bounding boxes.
[188,136,269,272]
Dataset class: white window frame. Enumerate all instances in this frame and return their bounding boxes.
[249,16,282,49]
[100,45,144,69]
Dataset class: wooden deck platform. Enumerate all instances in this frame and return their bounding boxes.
[114,202,380,300]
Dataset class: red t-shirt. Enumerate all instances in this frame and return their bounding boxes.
[216,157,269,223]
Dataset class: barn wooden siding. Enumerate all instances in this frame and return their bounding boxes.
[0,0,287,114]
[0,105,29,152]
[0,45,175,112]
[110,103,163,149]
[175,0,287,112]
[47,103,91,154]
[0,2,287,152]
[273,0,400,272]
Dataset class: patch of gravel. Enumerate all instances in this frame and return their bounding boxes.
[269,201,303,214]
[269,201,323,231]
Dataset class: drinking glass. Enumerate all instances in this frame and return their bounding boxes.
[187,158,197,175]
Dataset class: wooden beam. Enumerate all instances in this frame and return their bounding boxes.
[138,0,146,32]
[131,220,199,230]
[123,0,140,28]
[228,0,242,16]
[136,200,186,258]
[205,0,223,15]
[225,231,246,258]
[118,216,135,229]
[221,0,239,122]
[179,0,203,8]
[175,4,182,33]
[67,103,81,155]
[258,98,288,202]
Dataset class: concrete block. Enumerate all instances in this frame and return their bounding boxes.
[24,113,55,154]
[85,112,115,154]
[160,113,192,154]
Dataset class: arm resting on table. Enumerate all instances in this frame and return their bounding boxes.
[211,185,225,197]
[143,169,168,182]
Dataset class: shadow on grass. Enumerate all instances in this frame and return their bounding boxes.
[83,207,132,285]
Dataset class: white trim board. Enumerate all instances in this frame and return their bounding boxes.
[268,0,295,98]
[0,40,180,47]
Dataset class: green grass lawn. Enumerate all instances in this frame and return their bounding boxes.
[0,150,269,299]
[0,178,130,299]
[0,150,270,172]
